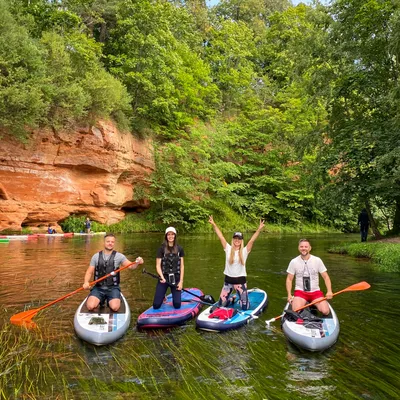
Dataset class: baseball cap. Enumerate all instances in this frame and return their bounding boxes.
[165,227,177,235]
[233,232,243,239]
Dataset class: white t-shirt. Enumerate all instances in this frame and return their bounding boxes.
[223,244,249,277]
[286,255,327,292]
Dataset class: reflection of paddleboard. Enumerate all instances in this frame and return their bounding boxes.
[281,302,340,352]
[74,293,130,345]
[196,288,268,332]
[137,288,203,329]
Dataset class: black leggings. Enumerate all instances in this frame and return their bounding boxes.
[153,281,181,309]
[360,225,369,242]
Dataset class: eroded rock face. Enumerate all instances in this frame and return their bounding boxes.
[0,121,153,232]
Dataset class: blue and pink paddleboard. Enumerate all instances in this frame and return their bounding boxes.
[137,288,204,329]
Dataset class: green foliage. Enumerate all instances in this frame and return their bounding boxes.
[40,31,90,125]
[0,0,132,135]
[372,243,400,272]
[328,241,400,272]
[60,215,107,233]
[147,128,213,230]
[9,0,82,37]
[204,19,257,113]
[315,0,400,232]
[0,0,48,137]
[105,0,219,136]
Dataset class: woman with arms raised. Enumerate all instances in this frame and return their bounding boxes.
[208,216,264,311]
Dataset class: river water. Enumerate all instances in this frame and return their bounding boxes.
[0,233,398,399]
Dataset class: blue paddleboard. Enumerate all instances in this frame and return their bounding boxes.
[137,288,204,329]
[196,288,268,332]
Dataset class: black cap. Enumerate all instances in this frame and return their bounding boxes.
[233,232,243,240]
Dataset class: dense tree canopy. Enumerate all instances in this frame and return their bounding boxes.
[1,0,399,232]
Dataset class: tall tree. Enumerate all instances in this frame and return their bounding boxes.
[318,0,399,234]
[105,0,219,136]
[204,19,257,114]
[0,0,48,137]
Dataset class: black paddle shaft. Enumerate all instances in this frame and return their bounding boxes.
[142,268,215,304]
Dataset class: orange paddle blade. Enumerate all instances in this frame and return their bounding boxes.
[338,281,370,293]
[10,309,39,329]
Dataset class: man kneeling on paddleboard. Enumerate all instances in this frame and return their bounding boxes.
[83,233,143,312]
[286,239,333,315]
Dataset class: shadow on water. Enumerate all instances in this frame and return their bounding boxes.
[0,233,399,399]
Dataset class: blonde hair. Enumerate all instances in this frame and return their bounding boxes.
[229,239,244,265]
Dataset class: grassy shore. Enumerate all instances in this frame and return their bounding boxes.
[328,239,400,272]
[58,213,339,235]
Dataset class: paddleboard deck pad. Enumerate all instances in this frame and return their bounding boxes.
[281,302,340,352]
[196,288,268,332]
[74,293,131,345]
[137,288,204,329]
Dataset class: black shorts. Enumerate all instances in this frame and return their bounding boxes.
[224,275,247,285]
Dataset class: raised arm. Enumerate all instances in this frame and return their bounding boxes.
[246,219,265,253]
[208,215,227,249]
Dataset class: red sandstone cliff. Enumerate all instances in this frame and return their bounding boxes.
[0,121,154,232]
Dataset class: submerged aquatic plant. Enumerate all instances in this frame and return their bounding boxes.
[0,317,86,399]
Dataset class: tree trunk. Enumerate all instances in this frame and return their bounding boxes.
[365,201,382,239]
[392,198,400,234]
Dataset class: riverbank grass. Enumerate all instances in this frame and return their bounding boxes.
[61,212,338,235]
[328,241,400,272]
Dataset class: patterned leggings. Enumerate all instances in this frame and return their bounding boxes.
[218,282,249,310]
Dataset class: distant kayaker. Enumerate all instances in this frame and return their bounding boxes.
[85,217,91,234]
[152,227,185,310]
[47,224,56,234]
[208,216,265,311]
[358,208,370,242]
[286,238,333,315]
[82,233,143,312]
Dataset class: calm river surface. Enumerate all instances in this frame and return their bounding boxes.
[0,233,399,399]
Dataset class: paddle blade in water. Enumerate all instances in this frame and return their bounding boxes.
[10,309,39,329]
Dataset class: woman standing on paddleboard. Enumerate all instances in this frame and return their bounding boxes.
[152,227,185,309]
[208,216,264,311]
